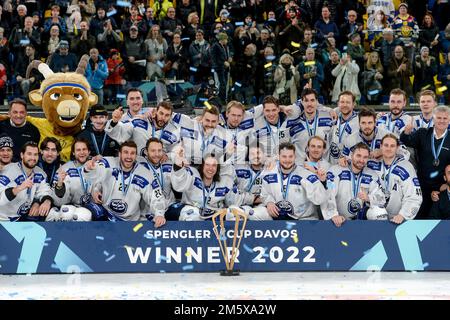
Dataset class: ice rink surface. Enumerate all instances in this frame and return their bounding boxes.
[2,272,450,300]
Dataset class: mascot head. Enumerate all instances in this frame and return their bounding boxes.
[26,55,98,136]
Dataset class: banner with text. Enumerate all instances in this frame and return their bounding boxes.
[0,220,447,274]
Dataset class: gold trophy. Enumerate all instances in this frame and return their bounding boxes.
[211,207,248,276]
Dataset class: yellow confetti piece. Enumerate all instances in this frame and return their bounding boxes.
[304,61,316,66]
[204,101,212,109]
[395,290,407,296]
[341,241,348,247]
[264,62,272,69]
[291,41,300,48]
[133,223,143,232]
[293,234,299,243]
[421,84,431,90]
[185,251,191,257]
[438,86,448,93]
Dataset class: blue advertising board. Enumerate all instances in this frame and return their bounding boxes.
[0,220,446,274]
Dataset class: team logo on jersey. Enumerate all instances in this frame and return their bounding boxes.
[330,142,340,158]
[276,200,294,217]
[17,202,32,216]
[347,198,362,216]
[80,193,93,206]
[108,199,128,214]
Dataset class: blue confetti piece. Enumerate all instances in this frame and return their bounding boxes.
[243,244,254,253]
[310,43,318,48]
[182,265,194,271]
[96,236,104,240]
[235,21,244,26]
[199,97,208,102]
[343,46,348,51]
[154,241,161,245]
[368,90,380,95]
[181,37,190,42]
[235,82,242,87]
[116,1,132,7]
[430,171,439,178]
[285,221,296,230]
[103,250,109,256]
[189,67,198,72]
[280,237,286,243]
[45,237,52,242]
[144,233,155,239]
[105,254,116,262]
[326,261,330,268]
[423,262,429,268]
[106,9,117,17]
[211,69,215,73]
[159,270,166,273]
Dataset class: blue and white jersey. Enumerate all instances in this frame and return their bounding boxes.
[164,117,232,166]
[367,157,421,219]
[376,112,412,137]
[412,114,434,132]
[171,164,243,219]
[138,157,176,208]
[341,127,391,158]
[0,163,53,221]
[120,108,152,122]
[328,111,359,164]
[53,160,97,207]
[105,112,187,156]
[234,164,266,205]
[251,105,302,159]
[290,110,334,162]
[260,165,328,220]
[323,164,386,220]
[84,159,166,221]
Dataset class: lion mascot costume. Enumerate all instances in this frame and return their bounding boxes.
[20,55,97,161]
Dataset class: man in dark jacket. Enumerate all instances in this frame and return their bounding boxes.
[76,104,119,157]
[48,40,78,73]
[210,32,233,104]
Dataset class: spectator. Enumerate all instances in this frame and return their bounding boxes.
[122,25,147,83]
[210,32,233,104]
[340,10,363,47]
[322,50,340,104]
[212,9,234,39]
[361,51,384,105]
[438,52,450,104]
[159,6,183,43]
[298,47,324,95]
[378,28,404,70]
[71,20,97,59]
[392,3,419,63]
[183,12,200,45]
[104,48,126,105]
[386,45,413,97]
[176,0,197,27]
[65,3,82,34]
[367,8,391,49]
[232,43,258,105]
[45,24,62,57]
[233,26,254,63]
[121,4,147,39]
[165,31,189,80]
[418,13,440,60]
[273,52,299,105]
[278,6,304,57]
[331,53,360,103]
[413,46,438,93]
[256,46,277,101]
[320,37,340,66]
[297,28,315,62]
[96,18,122,58]
[73,0,96,23]
[314,6,339,45]
[48,40,78,73]
[198,1,224,34]
[346,33,365,72]
[11,4,27,29]
[90,6,118,38]
[152,0,174,22]
[0,5,12,38]
[13,44,41,99]
[144,6,156,29]
[43,5,68,36]
[442,22,450,54]
[85,48,108,105]
[145,24,168,81]
[188,29,211,84]
[9,16,41,62]
[255,28,275,59]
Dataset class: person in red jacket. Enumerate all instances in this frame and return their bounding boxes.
[104,48,126,105]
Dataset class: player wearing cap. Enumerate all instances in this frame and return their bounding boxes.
[0,136,14,171]
[77,104,119,157]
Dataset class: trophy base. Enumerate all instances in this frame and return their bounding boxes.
[220,269,240,276]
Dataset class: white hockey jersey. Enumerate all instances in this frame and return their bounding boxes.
[0,163,53,221]
[53,160,97,207]
[234,164,265,205]
[328,111,360,164]
[84,159,166,221]
[323,164,386,220]
[412,114,434,132]
[260,164,328,220]
[376,112,412,137]
[341,127,391,158]
[367,157,422,219]
[171,165,243,218]
[289,110,334,162]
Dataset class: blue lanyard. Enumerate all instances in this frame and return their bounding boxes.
[265,118,281,146]
[148,161,164,190]
[246,168,261,192]
[337,116,347,143]
[305,112,318,137]
[420,115,433,129]
[74,163,89,193]
[382,158,400,192]
[200,128,214,153]
[120,164,137,196]
[278,164,294,200]
[431,130,448,161]
[18,162,32,198]
[202,181,215,209]
[150,119,157,138]
[90,132,107,155]
[386,114,396,132]
[350,168,363,199]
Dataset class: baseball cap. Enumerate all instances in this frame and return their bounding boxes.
[89,104,108,117]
